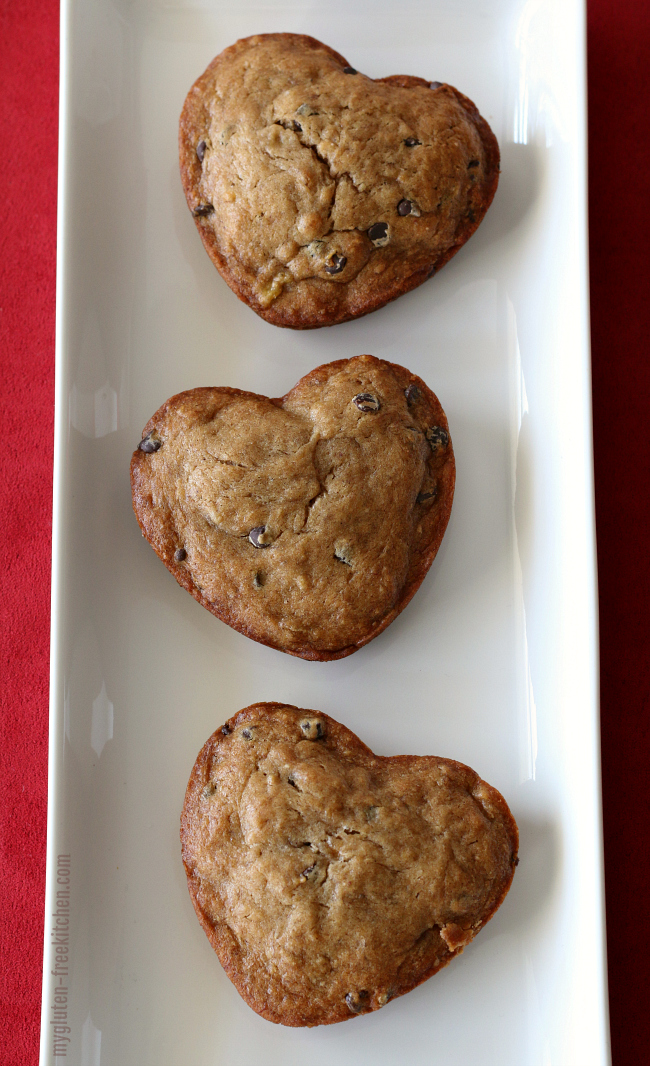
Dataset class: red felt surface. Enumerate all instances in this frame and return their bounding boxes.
[1,1,648,1062]
[0,3,58,1064]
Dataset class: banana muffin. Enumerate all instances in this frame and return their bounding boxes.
[179,33,500,328]
[181,703,519,1026]
[130,355,455,660]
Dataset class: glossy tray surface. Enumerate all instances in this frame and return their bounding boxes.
[42,1,609,1063]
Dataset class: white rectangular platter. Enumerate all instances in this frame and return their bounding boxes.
[42,0,610,1063]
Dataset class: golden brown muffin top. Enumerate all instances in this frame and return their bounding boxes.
[180,34,499,327]
[130,356,455,659]
[181,703,519,1026]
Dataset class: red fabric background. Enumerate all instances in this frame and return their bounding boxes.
[1,1,648,1062]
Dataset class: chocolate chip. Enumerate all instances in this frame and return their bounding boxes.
[514,857,520,866]
[293,121,302,132]
[192,203,214,217]
[404,137,421,147]
[242,729,253,740]
[249,526,271,548]
[468,159,480,168]
[196,140,207,162]
[416,490,436,504]
[300,719,325,740]
[367,222,388,243]
[138,433,161,453]
[429,80,443,90]
[221,724,231,735]
[343,66,357,74]
[324,253,347,274]
[405,383,421,405]
[345,991,370,1013]
[353,393,380,412]
[426,426,450,451]
[302,863,317,878]
[397,199,413,216]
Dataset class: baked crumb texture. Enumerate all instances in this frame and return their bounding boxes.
[179,33,500,328]
[181,703,519,1026]
[131,355,455,660]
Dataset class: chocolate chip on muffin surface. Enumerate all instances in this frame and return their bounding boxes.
[130,355,455,660]
[180,703,519,1026]
[179,33,500,329]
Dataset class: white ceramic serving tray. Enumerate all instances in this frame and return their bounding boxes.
[42,0,609,1063]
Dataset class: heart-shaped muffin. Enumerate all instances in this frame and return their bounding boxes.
[131,356,455,660]
[181,703,518,1027]
[179,33,499,328]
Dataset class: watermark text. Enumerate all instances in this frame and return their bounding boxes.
[50,854,71,1058]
